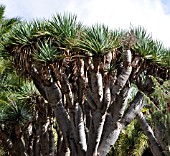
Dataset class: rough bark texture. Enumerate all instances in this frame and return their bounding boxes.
[97,91,146,155]
[137,112,165,156]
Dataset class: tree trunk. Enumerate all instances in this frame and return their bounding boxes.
[40,131,49,156]
[13,139,28,156]
[45,83,78,155]
[49,118,55,156]
[75,104,87,155]
[86,111,107,156]
[0,131,17,156]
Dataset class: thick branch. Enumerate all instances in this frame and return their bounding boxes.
[75,104,87,155]
[102,75,111,112]
[110,85,130,125]
[81,74,97,110]
[91,71,103,109]
[98,91,145,156]
[44,83,77,155]
[60,73,73,107]
[86,111,107,156]
[111,66,132,95]
[137,112,165,156]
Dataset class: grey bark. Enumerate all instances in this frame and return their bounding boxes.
[44,83,77,155]
[137,111,165,156]
[75,104,87,155]
[40,117,50,156]
[49,118,55,156]
[86,111,107,156]
[97,91,145,156]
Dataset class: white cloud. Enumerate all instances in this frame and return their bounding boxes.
[1,0,170,47]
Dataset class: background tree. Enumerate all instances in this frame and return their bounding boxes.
[0,5,55,156]
[0,11,170,156]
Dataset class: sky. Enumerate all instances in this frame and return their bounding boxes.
[1,0,170,48]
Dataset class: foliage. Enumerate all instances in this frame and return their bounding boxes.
[0,69,37,127]
[78,24,120,55]
[149,79,170,155]
[131,26,170,67]
[114,119,149,156]
[33,39,61,63]
[0,146,6,156]
[48,13,82,49]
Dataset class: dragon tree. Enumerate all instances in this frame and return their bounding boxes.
[0,13,170,156]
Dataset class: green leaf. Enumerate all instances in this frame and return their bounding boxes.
[34,39,61,63]
[78,24,118,55]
